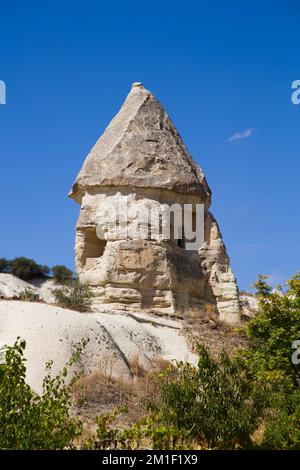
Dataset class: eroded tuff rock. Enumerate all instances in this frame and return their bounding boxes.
[0,301,195,393]
[69,83,240,325]
[0,273,62,304]
[0,273,38,299]
[69,82,211,202]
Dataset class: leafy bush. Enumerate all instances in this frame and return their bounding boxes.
[146,345,266,449]
[53,281,92,312]
[86,407,139,450]
[0,258,9,273]
[86,408,191,450]
[238,273,300,448]
[263,390,300,449]
[241,273,300,390]
[9,257,50,281]
[52,265,74,285]
[0,338,198,450]
[0,338,83,450]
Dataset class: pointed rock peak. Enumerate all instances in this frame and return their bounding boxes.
[131,81,143,88]
[69,83,211,202]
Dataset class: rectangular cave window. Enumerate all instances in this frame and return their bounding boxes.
[82,229,107,268]
[169,210,186,249]
[177,236,186,249]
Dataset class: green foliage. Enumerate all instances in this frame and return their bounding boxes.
[146,345,266,449]
[0,338,85,450]
[9,257,50,281]
[52,265,74,285]
[141,417,192,450]
[53,281,92,312]
[0,258,9,273]
[241,273,300,390]
[2,271,299,450]
[86,407,141,450]
[19,289,39,302]
[263,390,300,449]
[238,273,300,448]
[0,339,200,450]
[86,409,191,450]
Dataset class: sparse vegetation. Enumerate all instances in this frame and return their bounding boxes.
[53,280,92,312]
[52,265,74,285]
[19,289,39,302]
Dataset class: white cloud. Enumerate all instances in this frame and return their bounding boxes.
[228,128,256,143]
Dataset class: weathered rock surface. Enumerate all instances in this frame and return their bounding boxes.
[0,273,60,304]
[199,212,241,325]
[69,83,241,325]
[240,293,259,320]
[29,277,59,304]
[0,273,39,299]
[0,300,196,393]
[69,82,211,202]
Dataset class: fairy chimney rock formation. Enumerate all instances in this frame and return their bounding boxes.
[69,82,241,325]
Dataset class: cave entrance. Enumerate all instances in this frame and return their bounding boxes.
[82,228,107,268]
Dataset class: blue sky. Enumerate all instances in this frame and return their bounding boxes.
[0,0,299,291]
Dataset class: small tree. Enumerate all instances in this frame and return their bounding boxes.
[147,345,266,449]
[241,273,300,390]
[239,273,300,449]
[52,265,74,284]
[0,338,84,450]
[9,257,50,281]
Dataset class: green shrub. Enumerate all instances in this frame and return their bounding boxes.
[241,273,300,390]
[146,345,266,449]
[9,257,50,281]
[19,289,39,302]
[0,338,84,450]
[0,339,168,450]
[53,281,92,312]
[0,258,9,273]
[86,407,139,450]
[238,273,300,448]
[263,390,300,449]
[86,409,191,450]
[52,265,74,284]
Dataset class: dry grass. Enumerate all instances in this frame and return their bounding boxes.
[182,316,248,360]
[72,355,169,431]
[251,422,266,447]
[71,320,248,440]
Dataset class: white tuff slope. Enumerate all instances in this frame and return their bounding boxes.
[0,300,196,393]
